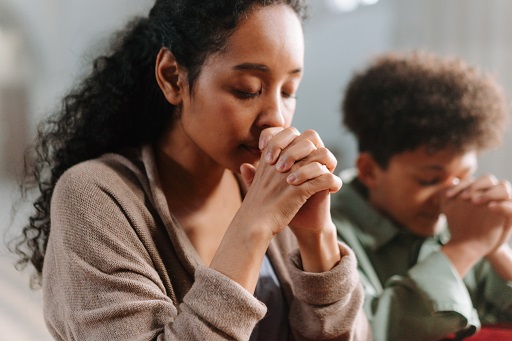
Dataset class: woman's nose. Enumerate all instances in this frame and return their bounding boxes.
[256,95,286,128]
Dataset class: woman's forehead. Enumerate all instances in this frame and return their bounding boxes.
[207,5,304,69]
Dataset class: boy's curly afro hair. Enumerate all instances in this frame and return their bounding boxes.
[342,51,510,168]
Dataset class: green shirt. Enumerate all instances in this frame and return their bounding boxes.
[332,169,512,341]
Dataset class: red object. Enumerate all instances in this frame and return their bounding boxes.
[439,324,512,340]
[466,325,512,340]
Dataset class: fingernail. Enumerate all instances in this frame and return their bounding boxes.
[276,160,286,171]
[259,135,269,150]
[265,151,273,163]
[287,174,297,184]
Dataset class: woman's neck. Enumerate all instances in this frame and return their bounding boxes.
[156,121,229,204]
[155,144,228,210]
[155,129,243,265]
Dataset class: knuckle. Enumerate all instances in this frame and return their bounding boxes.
[483,173,499,184]
[305,139,317,151]
[316,147,338,170]
[501,180,512,196]
[302,129,321,141]
[310,162,324,174]
[316,147,329,157]
[285,126,300,136]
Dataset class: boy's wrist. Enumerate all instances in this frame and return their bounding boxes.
[441,241,485,277]
[486,243,511,262]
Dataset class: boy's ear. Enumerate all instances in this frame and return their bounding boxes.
[155,48,186,106]
[356,152,379,188]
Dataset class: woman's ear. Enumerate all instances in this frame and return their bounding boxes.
[155,48,186,105]
[356,152,379,189]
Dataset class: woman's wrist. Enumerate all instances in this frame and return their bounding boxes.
[210,214,275,293]
[293,222,341,273]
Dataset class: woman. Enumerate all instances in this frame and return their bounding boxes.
[14,0,368,339]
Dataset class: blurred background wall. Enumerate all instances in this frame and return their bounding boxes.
[297,0,512,177]
[1,0,511,339]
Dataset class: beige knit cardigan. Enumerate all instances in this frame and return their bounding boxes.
[42,145,369,340]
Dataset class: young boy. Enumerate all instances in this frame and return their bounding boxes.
[333,51,512,340]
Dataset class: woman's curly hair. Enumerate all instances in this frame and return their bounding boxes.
[342,51,510,168]
[12,0,308,287]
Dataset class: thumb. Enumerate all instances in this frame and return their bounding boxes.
[240,163,256,187]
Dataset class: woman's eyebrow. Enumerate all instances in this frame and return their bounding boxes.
[233,63,302,74]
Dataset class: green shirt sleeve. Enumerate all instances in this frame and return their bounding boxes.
[408,251,478,319]
[474,262,512,323]
[484,268,512,313]
[361,251,479,341]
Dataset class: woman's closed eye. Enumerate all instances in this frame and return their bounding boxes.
[235,87,262,99]
[282,91,296,99]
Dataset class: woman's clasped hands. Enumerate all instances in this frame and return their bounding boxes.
[240,127,343,272]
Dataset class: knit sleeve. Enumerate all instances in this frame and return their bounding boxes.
[287,242,370,341]
[43,161,266,341]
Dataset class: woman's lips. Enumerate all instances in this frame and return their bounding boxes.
[243,145,262,158]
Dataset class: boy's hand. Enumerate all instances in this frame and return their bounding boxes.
[441,175,512,277]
